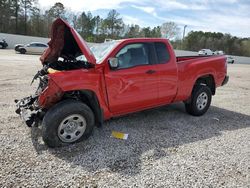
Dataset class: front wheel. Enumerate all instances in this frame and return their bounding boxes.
[42,100,95,147]
[20,48,26,54]
[185,85,212,116]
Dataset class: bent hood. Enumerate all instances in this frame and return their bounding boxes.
[40,18,96,65]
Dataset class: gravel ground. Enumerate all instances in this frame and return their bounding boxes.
[0,49,249,187]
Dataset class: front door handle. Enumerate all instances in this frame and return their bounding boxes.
[146,70,156,74]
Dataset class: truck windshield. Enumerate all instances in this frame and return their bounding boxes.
[90,41,119,64]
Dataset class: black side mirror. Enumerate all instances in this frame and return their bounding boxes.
[109,58,119,69]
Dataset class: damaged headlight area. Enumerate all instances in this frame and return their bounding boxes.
[15,68,49,127]
[15,57,93,127]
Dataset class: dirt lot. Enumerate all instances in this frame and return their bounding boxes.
[0,49,249,187]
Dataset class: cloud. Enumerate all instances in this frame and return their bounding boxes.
[131,5,157,17]
[39,0,147,11]
[131,1,249,37]
[122,15,147,26]
[37,0,249,37]
[131,5,155,14]
[153,0,207,10]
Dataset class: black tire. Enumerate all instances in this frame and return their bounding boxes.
[185,85,212,116]
[42,100,95,148]
[15,46,20,51]
[231,60,234,64]
[20,48,26,54]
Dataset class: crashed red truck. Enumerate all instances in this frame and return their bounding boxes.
[15,18,229,147]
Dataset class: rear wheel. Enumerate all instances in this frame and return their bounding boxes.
[20,48,26,54]
[42,100,95,147]
[185,85,212,116]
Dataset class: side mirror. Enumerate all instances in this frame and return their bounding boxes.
[109,58,119,69]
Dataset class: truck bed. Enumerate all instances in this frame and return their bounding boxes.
[176,55,219,63]
[174,55,227,102]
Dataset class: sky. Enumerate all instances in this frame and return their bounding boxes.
[37,0,250,38]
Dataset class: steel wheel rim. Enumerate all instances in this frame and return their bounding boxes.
[196,92,208,110]
[57,114,87,143]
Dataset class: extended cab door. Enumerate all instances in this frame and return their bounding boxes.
[104,43,158,114]
[153,42,178,104]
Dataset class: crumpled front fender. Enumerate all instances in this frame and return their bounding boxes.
[38,77,64,109]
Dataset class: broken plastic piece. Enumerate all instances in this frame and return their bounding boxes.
[111,131,128,140]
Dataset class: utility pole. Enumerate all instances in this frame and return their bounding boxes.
[15,0,19,34]
[182,25,187,49]
[24,0,27,35]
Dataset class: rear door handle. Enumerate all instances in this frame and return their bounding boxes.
[146,70,156,74]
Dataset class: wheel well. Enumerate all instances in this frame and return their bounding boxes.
[20,48,26,53]
[62,90,104,127]
[194,75,216,95]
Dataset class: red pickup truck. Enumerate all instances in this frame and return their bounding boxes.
[16,18,229,147]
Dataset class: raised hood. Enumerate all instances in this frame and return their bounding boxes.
[40,18,96,65]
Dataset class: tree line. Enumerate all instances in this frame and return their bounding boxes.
[0,1,162,40]
[0,1,249,56]
[173,31,250,56]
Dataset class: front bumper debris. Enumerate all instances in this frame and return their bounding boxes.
[15,67,49,127]
[15,95,41,127]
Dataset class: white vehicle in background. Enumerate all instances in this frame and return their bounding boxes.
[214,50,224,55]
[226,56,235,64]
[16,42,48,55]
[198,49,214,56]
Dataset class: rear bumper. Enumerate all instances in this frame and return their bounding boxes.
[222,75,229,86]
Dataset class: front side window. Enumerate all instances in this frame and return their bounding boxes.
[29,43,36,47]
[38,43,47,47]
[155,42,170,64]
[115,43,150,69]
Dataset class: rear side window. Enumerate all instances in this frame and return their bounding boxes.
[155,42,170,64]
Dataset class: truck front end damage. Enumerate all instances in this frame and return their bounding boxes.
[15,68,63,127]
[15,18,96,127]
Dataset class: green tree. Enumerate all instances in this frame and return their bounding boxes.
[19,0,37,34]
[29,6,42,36]
[125,24,140,38]
[161,22,180,40]
[104,9,123,38]
[151,26,161,37]
[140,27,152,37]
[241,40,250,56]
[76,11,95,40]
[0,0,16,33]
[48,2,65,18]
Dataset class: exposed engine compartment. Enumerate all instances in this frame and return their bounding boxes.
[15,18,95,127]
[40,19,94,72]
